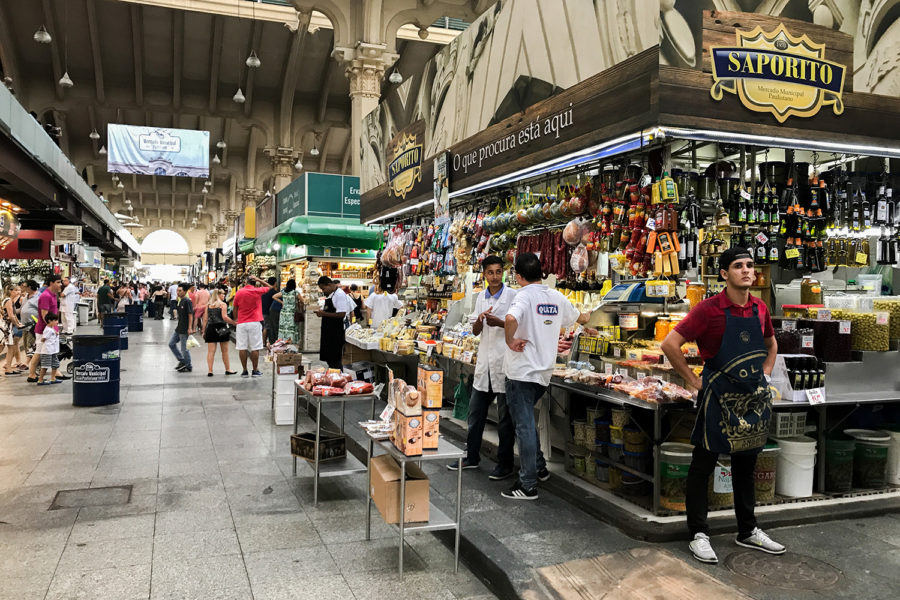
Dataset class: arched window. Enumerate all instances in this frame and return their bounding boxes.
[140,229,189,254]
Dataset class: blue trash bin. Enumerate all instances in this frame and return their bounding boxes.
[72,335,121,407]
[103,313,129,350]
[124,304,143,332]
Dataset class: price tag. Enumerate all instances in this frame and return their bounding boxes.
[392,341,399,354]
[636,371,647,380]
[801,335,814,349]
[755,232,769,244]
[856,252,869,265]
[646,218,657,231]
[876,312,889,325]
[616,368,629,377]
[806,388,825,405]
[686,345,699,358]
[613,345,622,358]
[839,320,851,334]
[816,309,831,321]
[426,345,434,357]
[784,248,800,259]
[740,189,752,200]
[604,362,613,375]
[782,320,797,331]
[410,258,419,265]
[461,351,473,363]
[379,403,395,422]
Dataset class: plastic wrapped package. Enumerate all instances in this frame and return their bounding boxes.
[824,295,860,311]
[774,328,801,354]
[872,297,900,339]
[570,243,589,273]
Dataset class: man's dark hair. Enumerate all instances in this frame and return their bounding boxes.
[350,284,358,291]
[267,276,277,286]
[317,276,333,287]
[514,253,542,282]
[25,280,38,291]
[482,255,503,270]
[47,275,62,284]
[103,279,110,285]
[178,282,191,292]
[44,312,59,322]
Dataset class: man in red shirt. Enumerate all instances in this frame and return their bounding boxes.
[28,275,65,383]
[232,275,273,377]
[661,247,783,565]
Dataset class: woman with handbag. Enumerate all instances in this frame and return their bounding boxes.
[202,288,237,376]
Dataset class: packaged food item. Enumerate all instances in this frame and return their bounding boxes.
[422,410,440,450]
[312,386,346,396]
[872,297,900,339]
[392,379,422,416]
[392,413,423,456]
[826,309,889,351]
[416,365,443,409]
[345,381,374,395]
[326,372,350,388]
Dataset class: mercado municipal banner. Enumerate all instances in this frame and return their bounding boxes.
[107,124,209,177]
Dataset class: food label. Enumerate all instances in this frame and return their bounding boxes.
[604,363,613,375]
[379,404,395,422]
[619,314,639,329]
[636,372,647,380]
[782,320,796,331]
[806,388,825,405]
[755,232,769,244]
[816,309,831,321]
[461,351,473,363]
[613,346,623,358]
[784,248,800,259]
[713,465,733,493]
[876,312,889,325]
[616,368,629,377]
[856,252,869,265]
[740,189,752,200]
[839,320,851,334]
[685,345,699,358]
[801,335,814,349]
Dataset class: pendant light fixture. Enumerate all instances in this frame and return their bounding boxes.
[89,128,100,140]
[216,140,227,149]
[117,181,124,189]
[245,50,261,69]
[98,145,107,155]
[59,72,74,88]
[33,25,52,44]
[309,145,320,157]
[202,187,209,194]
[389,70,403,84]
[233,88,245,104]
[294,158,303,170]
[212,154,221,164]
[59,2,73,89]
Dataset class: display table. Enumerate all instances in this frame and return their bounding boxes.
[365,432,464,579]
[292,384,381,504]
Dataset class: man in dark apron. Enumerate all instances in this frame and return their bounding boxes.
[661,247,784,564]
[315,276,350,369]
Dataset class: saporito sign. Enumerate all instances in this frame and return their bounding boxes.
[709,23,845,123]
[387,122,425,200]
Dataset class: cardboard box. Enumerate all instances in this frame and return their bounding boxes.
[417,365,443,409]
[369,454,429,524]
[290,432,346,462]
[274,352,304,375]
[422,410,440,450]
[392,413,423,456]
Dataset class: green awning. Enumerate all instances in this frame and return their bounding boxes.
[237,238,256,254]
[253,216,383,254]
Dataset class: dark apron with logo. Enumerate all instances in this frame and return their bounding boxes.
[319,294,345,369]
[691,306,772,455]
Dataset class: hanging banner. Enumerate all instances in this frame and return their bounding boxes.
[434,152,449,224]
[107,124,210,177]
[387,121,425,200]
[709,23,846,123]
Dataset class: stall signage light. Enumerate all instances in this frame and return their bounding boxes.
[710,23,845,123]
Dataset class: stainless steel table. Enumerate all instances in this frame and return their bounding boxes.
[292,383,381,504]
[365,432,464,579]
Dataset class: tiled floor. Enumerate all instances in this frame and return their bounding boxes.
[0,318,493,600]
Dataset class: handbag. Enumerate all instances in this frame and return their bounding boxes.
[211,322,229,338]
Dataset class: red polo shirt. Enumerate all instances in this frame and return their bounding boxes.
[674,291,774,361]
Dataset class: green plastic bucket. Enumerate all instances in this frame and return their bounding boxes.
[845,429,890,489]
[824,435,855,492]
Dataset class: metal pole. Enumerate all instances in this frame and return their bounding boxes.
[455,455,462,573]
[314,399,321,504]
[399,460,406,579]
[292,385,298,476]
[365,437,373,540]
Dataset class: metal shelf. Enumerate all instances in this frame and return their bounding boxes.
[300,454,367,478]
[394,504,457,533]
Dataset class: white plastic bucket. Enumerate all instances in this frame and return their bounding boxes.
[879,429,900,485]
[773,436,817,497]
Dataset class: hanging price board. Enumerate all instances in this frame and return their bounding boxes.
[784,248,800,259]
[755,232,769,244]
[801,335,814,349]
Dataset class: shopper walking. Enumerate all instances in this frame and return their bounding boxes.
[116,284,132,312]
[232,276,273,377]
[168,282,195,373]
[19,280,39,358]
[261,277,279,345]
[27,275,62,383]
[96,279,114,320]
[193,283,210,328]
[202,288,237,376]
[152,285,168,320]
[661,247,783,564]
[314,276,352,369]
[36,312,63,385]
[60,277,80,334]
[363,283,403,329]
[168,281,179,319]
[502,253,589,500]
[1,285,25,376]
[272,279,300,344]
[447,255,516,479]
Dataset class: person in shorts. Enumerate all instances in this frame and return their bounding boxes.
[232,276,273,377]
[37,312,63,385]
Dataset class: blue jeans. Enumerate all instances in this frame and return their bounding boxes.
[466,383,515,469]
[168,330,190,366]
[504,379,547,490]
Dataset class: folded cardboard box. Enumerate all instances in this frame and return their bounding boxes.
[274,352,304,374]
[369,454,429,524]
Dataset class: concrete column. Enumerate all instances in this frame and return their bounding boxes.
[264,146,296,194]
[241,188,262,210]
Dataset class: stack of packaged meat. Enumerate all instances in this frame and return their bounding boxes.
[301,369,374,396]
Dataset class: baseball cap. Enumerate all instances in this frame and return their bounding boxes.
[718,246,753,281]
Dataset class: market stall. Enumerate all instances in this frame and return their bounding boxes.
[355,12,900,518]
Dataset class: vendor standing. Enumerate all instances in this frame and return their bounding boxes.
[661,247,784,565]
[315,276,353,368]
[363,283,403,329]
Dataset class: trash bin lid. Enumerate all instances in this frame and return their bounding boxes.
[73,335,120,346]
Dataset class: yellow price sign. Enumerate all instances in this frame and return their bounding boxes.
[784,248,800,259]
[856,252,869,265]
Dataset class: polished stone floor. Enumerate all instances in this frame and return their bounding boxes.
[0,318,494,600]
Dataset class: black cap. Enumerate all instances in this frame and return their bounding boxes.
[718,246,753,280]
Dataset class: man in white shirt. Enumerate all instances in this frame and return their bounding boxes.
[168,282,179,319]
[60,277,80,334]
[502,252,590,500]
[315,276,354,368]
[447,256,517,479]
[363,283,403,329]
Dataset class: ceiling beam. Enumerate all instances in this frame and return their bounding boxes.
[316,57,338,123]
[173,9,184,109]
[208,16,224,113]
[130,4,144,104]
[85,0,105,104]
[279,12,312,147]
[243,21,263,116]
[40,0,63,100]
[318,127,331,172]
[341,140,351,175]
[0,2,21,89]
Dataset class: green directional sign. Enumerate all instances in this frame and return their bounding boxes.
[276,173,361,224]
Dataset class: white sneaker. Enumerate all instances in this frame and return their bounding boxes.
[736,527,786,555]
[689,533,719,564]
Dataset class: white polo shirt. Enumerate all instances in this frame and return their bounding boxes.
[325,288,354,315]
[504,284,579,387]
[364,292,403,328]
[469,284,516,393]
